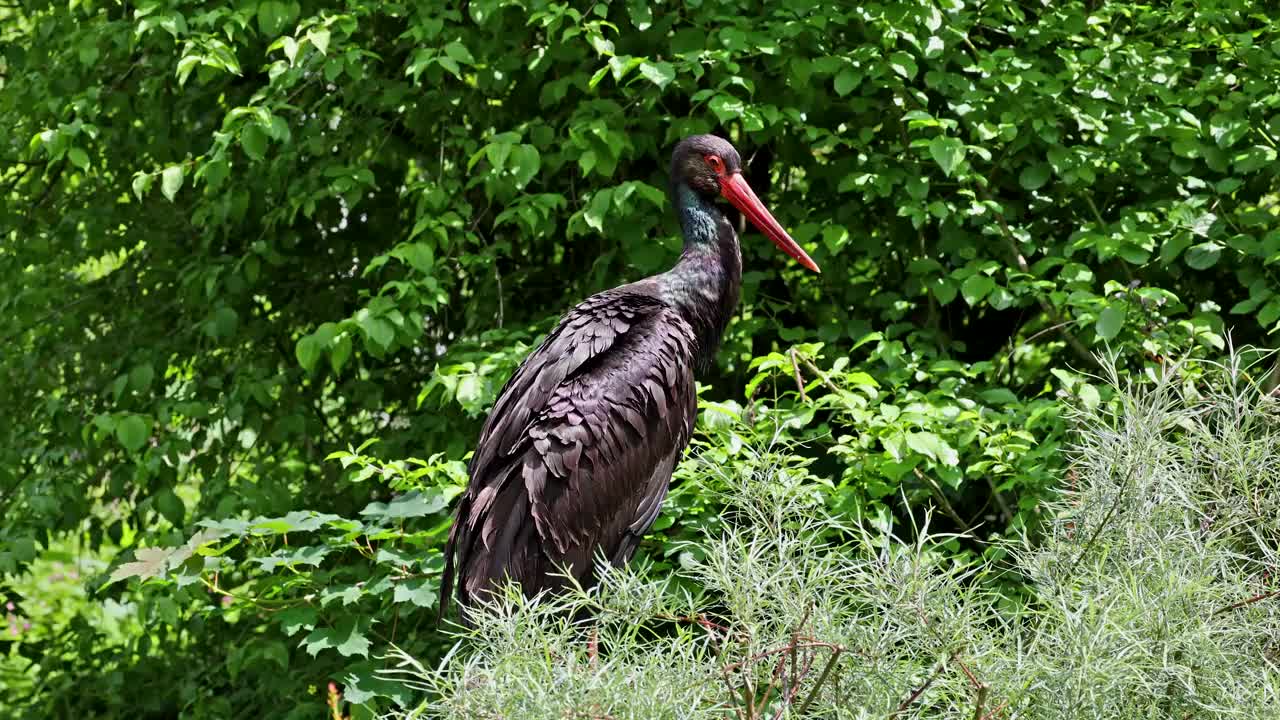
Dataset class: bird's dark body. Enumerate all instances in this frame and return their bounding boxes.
[441,135,791,619]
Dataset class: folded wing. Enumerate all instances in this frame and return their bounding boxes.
[440,289,699,616]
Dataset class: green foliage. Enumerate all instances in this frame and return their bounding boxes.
[400,357,1280,718]
[3,0,1280,716]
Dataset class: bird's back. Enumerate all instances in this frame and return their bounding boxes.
[440,285,699,618]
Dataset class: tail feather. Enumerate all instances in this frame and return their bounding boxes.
[437,499,466,624]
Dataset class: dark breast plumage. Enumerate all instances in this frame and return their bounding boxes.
[440,285,699,615]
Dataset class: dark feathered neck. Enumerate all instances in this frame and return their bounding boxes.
[659,183,742,370]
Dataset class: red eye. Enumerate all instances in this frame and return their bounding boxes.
[704,154,725,174]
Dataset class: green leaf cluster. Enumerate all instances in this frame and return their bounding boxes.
[3,0,1280,716]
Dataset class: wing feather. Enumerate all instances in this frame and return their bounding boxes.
[440,288,698,618]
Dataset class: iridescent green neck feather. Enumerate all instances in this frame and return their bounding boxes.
[659,182,743,369]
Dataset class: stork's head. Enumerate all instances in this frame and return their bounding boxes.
[671,134,820,273]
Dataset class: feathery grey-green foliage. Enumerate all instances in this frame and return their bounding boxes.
[13,1,1280,714]
[392,354,1280,719]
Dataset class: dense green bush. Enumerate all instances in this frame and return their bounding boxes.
[2,0,1279,716]
[403,356,1280,719]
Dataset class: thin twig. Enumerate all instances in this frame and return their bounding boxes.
[980,700,1009,720]
[719,665,746,720]
[971,682,990,720]
[773,604,814,719]
[721,641,841,675]
[1020,319,1077,347]
[757,654,788,717]
[952,655,991,720]
[1082,193,1107,227]
[954,656,982,689]
[494,262,504,329]
[798,355,843,396]
[0,292,102,342]
[914,467,973,534]
[1067,465,1134,576]
[985,475,1014,525]
[744,382,760,426]
[23,156,68,218]
[976,187,1101,371]
[789,348,807,401]
[795,646,842,717]
[1214,588,1280,615]
[890,652,953,717]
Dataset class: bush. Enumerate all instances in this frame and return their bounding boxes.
[398,354,1280,719]
[4,0,1280,715]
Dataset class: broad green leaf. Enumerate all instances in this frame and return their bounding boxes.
[132,172,153,200]
[588,65,609,89]
[154,488,186,526]
[320,584,363,607]
[200,157,229,190]
[584,189,612,232]
[306,28,330,55]
[485,142,511,170]
[254,545,331,570]
[362,316,394,349]
[929,136,965,177]
[1185,242,1223,270]
[360,490,446,520]
[1096,304,1126,341]
[302,617,370,658]
[626,0,653,30]
[834,67,860,96]
[607,55,643,82]
[282,36,299,65]
[456,374,482,409]
[639,61,675,89]
[924,36,945,59]
[116,414,150,453]
[252,510,343,534]
[888,51,918,79]
[129,363,155,392]
[1019,163,1051,190]
[240,124,268,161]
[277,607,318,636]
[212,307,238,337]
[330,334,352,373]
[341,665,416,707]
[396,242,435,274]
[1079,383,1101,409]
[438,55,461,79]
[960,274,994,305]
[931,277,957,304]
[1209,113,1249,148]
[392,578,436,607]
[108,547,176,583]
[905,431,959,466]
[708,95,745,125]
[79,39,99,66]
[1160,232,1193,264]
[256,1,292,36]
[444,41,474,65]
[1257,297,1280,328]
[296,334,321,373]
[1234,145,1276,174]
[979,388,1018,405]
[161,165,184,202]
[68,147,89,170]
[509,144,540,187]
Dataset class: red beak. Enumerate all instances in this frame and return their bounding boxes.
[719,172,820,273]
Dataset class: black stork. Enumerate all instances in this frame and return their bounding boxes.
[440,134,819,620]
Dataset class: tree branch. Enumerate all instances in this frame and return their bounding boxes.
[977,186,1101,371]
